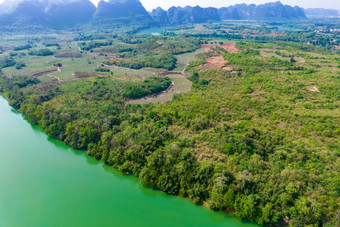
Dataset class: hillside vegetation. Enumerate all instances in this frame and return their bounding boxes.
[0,34,339,226]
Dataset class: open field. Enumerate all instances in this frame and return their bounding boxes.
[174,48,205,71]
[126,73,192,104]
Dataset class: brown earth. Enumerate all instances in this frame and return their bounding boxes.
[199,42,240,71]
[195,26,205,30]
[32,68,60,78]
[200,56,228,71]
[306,86,319,92]
[201,42,240,54]
[222,66,233,71]
[220,42,240,53]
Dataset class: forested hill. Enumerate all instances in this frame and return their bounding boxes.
[92,0,156,27]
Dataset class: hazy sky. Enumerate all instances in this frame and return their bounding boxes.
[0,0,339,10]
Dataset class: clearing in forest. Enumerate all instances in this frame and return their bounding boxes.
[220,42,240,53]
[174,48,205,71]
[200,56,228,70]
[201,42,240,54]
[126,73,192,104]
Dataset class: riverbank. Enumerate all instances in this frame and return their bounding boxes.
[0,95,257,227]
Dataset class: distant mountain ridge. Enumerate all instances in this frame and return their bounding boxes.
[92,0,155,26]
[304,8,339,18]
[151,2,307,25]
[0,0,324,30]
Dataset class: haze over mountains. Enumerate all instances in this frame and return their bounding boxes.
[151,2,306,26]
[0,0,337,30]
[0,0,96,28]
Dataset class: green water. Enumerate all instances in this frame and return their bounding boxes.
[0,96,257,227]
[137,27,167,35]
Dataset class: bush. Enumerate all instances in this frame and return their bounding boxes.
[28,49,53,56]
[0,56,16,68]
[13,44,32,51]
[240,85,253,94]
[95,67,110,72]
[15,62,26,69]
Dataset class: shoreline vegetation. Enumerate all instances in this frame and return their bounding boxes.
[0,18,339,226]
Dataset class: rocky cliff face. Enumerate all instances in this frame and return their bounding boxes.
[151,5,220,25]
[150,7,169,26]
[92,0,155,26]
[151,1,307,26]
[225,2,306,20]
[164,6,220,25]
[46,0,96,28]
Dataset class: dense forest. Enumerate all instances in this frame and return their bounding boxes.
[0,37,339,226]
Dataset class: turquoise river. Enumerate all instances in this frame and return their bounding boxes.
[0,95,258,227]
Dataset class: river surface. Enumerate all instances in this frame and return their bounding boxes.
[137,27,168,35]
[0,95,257,227]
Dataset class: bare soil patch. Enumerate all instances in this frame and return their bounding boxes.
[200,56,228,71]
[195,26,205,30]
[32,68,60,78]
[306,86,319,92]
[221,42,240,53]
[222,66,233,71]
[201,42,240,54]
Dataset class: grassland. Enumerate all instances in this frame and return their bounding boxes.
[173,48,206,71]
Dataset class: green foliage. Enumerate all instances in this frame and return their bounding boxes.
[28,49,53,56]
[0,56,16,68]
[80,40,112,51]
[123,76,171,99]
[240,85,253,94]
[44,43,60,47]
[15,62,26,69]
[107,54,177,70]
[95,67,110,72]
[1,31,339,227]
[13,44,32,51]
[236,41,264,50]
